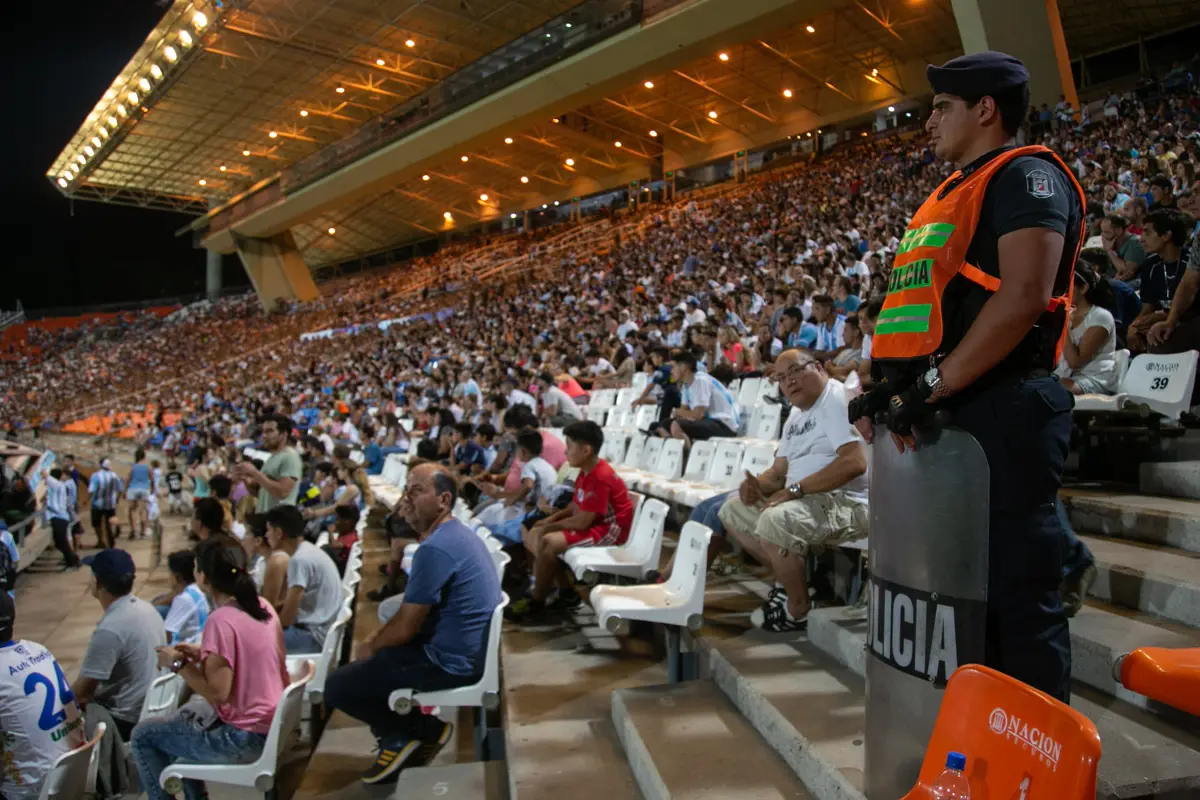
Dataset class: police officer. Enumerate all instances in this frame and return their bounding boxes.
[849,52,1084,702]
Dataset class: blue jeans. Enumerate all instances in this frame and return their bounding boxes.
[692,491,735,538]
[130,712,266,800]
[283,625,320,654]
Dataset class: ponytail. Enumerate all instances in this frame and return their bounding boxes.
[195,539,270,622]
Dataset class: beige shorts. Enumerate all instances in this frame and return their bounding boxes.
[718,491,868,555]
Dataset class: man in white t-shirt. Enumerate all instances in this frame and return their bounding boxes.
[500,377,538,414]
[536,372,584,427]
[0,594,85,800]
[684,298,707,327]
[718,349,869,632]
[668,351,740,446]
[585,350,615,379]
[615,311,639,342]
[267,505,342,654]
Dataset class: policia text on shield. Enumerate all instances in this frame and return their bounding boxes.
[848,50,1089,707]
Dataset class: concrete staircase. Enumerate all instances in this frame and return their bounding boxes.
[596,483,1200,800]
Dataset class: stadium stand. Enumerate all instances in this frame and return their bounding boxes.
[9,1,1200,795]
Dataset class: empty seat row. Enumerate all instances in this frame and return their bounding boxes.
[615,436,775,507]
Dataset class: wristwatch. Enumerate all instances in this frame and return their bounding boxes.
[787,482,805,499]
[170,658,186,674]
[921,367,943,398]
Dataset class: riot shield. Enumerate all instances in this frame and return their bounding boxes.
[864,425,990,799]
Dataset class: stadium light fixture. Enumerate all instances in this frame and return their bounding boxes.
[644,80,654,89]
[443,211,453,219]
[545,33,551,38]
[150,64,163,80]
[422,174,430,181]
[872,68,879,76]
[91,136,102,148]
[906,112,912,118]
[552,117,560,123]
[807,132,812,137]
[565,22,572,28]
[84,146,95,157]
[614,141,621,148]
[219,165,227,172]
[300,109,309,117]
[76,155,86,165]
[718,52,729,62]
[520,176,529,183]
[57,178,68,188]
[98,127,108,139]
[180,30,194,47]
[128,91,139,104]
[565,158,574,166]
[461,155,469,162]
[193,11,208,29]
[268,131,278,138]
[783,89,793,98]
[542,204,548,208]
[164,46,178,62]
[708,110,718,119]
[554,200,560,206]
[405,38,416,47]
[806,24,815,33]
[198,179,207,186]
[242,149,251,156]
[862,132,868,137]
[479,193,489,201]
[108,116,118,128]
[376,58,386,66]
[504,137,513,144]
[649,129,658,137]
[116,104,127,118]
[138,78,151,93]
[335,86,345,94]
[328,227,336,235]
[510,213,517,218]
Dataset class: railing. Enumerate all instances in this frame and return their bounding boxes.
[196,0,642,241]
[0,309,24,330]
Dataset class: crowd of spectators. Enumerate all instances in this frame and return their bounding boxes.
[2,77,1200,795]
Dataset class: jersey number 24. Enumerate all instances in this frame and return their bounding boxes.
[24,662,75,731]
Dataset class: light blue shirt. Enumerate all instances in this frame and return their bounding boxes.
[44,476,70,522]
[88,469,125,510]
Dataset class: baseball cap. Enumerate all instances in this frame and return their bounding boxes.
[927,51,1029,99]
[82,549,136,586]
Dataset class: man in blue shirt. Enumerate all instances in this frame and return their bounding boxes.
[87,460,124,549]
[449,423,488,478]
[325,464,501,785]
[777,306,817,351]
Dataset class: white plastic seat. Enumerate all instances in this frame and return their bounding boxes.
[585,407,608,426]
[286,619,348,706]
[617,437,663,486]
[591,389,617,410]
[563,498,667,583]
[590,522,714,634]
[648,440,716,503]
[631,373,650,394]
[1074,350,1196,420]
[607,409,635,430]
[39,722,105,800]
[452,498,472,522]
[389,596,508,715]
[632,438,684,493]
[632,405,658,432]
[677,440,747,507]
[739,441,777,477]
[491,548,510,582]
[314,531,330,548]
[741,403,783,443]
[139,673,185,720]
[736,378,762,408]
[160,661,315,798]
[754,379,780,405]
[599,430,629,464]
[619,434,647,470]
[615,387,637,409]
[399,418,416,432]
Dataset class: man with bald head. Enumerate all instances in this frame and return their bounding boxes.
[718,349,869,631]
[324,463,502,785]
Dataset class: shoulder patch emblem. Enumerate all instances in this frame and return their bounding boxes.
[1026,169,1053,199]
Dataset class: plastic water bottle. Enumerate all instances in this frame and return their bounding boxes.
[930,751,971,799]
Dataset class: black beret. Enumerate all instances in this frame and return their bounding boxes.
[927,51,1029,98]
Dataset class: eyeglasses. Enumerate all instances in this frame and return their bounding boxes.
[772,361,818,383]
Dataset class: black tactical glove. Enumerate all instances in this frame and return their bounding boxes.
[847,386,894,425]
[885,379,935,438]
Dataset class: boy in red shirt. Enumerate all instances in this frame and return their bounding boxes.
[507,420,634,622]
[322,504,361,576]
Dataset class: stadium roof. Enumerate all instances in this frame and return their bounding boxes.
[48,0,1200,265]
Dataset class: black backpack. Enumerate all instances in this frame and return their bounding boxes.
[0,539,15,593]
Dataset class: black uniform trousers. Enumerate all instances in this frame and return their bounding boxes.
[950,374,1073,702]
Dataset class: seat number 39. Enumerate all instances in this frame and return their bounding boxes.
[1150,377,1170,391]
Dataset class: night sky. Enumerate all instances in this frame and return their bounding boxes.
[5,2,248,315]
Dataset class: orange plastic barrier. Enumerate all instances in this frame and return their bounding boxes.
[902,665,1101,800]
[1118,647,1200,716]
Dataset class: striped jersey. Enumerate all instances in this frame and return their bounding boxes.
[87,469,125,510]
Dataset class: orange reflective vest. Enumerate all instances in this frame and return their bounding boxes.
[872,145,1085,364]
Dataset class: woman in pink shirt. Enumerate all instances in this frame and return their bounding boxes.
[131,539,290,800]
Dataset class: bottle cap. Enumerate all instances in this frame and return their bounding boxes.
[946,751,967,771]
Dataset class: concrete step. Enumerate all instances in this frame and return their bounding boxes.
[393,761,508,799]
[612,681,813,800]
[1140,461,1200,501]
[809,603,1200,726]
[697,632,867,800]
[1082,535,1200,628]
[805,609,1200,799]
[1064,490,1200,554]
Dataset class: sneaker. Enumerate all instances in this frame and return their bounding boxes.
[360,739,419,784]
[407,720,454,768]
[368,576,407,603]
[1061,564,1097,618]
[504,596,547,623]
[547,590,582,613]
[750,599,807,632]
[765,585,787,608]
